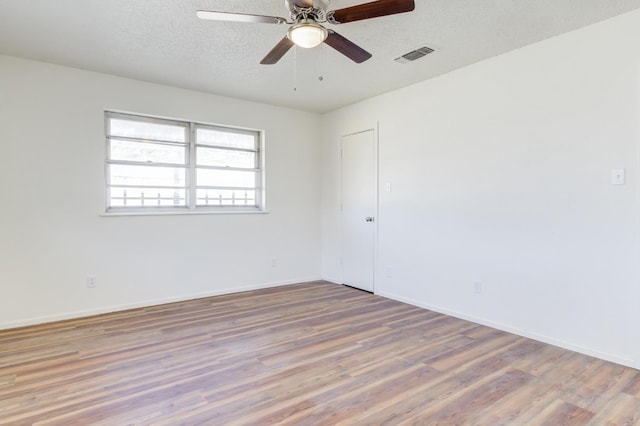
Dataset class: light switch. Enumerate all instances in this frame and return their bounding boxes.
[611,169,625,185]
[385,182,392,192]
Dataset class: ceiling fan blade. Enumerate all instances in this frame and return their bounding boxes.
[329,0,415,24]
[324,31,372,63]
[260,37,295,64]
[196,10,287,25]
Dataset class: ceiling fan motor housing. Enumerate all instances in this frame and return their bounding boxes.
[285,0,331,14]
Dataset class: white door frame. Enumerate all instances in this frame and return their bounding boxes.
[340,126,379,293]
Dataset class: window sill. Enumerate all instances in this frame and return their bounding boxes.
[100,210,269,217]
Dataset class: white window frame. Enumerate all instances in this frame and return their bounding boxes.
[104,111,264,214]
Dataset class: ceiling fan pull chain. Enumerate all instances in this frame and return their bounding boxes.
[318,44,324,82]
[293,45,298,92]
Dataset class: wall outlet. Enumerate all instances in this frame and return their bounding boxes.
[271,258,278,268]
[611,168,625,185]
[87,276,97,288]
[384,266,393,279]
[474,281,482,295]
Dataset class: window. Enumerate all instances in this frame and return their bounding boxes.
[105,112,263,213]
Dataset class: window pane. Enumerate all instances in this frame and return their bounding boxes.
[196,189,256,206]
[109,187,186,207]
[196,127,256,149]
[197,169,256,188]
[110,164,186,187]
[109,118,186,143]
[196,147,255,169]
[110,139,186,164]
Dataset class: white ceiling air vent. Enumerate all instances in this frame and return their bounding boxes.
[395,46,434,64]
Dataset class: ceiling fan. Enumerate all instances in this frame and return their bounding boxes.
[196,0,415,65]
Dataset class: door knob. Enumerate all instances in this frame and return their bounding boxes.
[365,217,374,222]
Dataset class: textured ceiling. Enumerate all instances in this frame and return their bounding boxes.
[1,0,640,113]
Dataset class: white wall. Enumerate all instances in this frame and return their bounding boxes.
[321,9,640,368]
[0,55,322,329]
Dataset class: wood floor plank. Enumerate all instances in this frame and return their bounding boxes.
[623,371,640,398]
[526,400,595,425]
[586,392,640,425]
[405,369,535,425]
[1,281,638,424]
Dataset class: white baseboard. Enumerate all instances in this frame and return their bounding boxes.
[376,290,638,370]
[0,276,323,331]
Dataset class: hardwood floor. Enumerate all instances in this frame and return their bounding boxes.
[1,281,639,425]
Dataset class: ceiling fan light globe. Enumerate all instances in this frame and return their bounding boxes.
[288,22,327,48]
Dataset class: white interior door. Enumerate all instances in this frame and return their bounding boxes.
[341,129,376,292]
